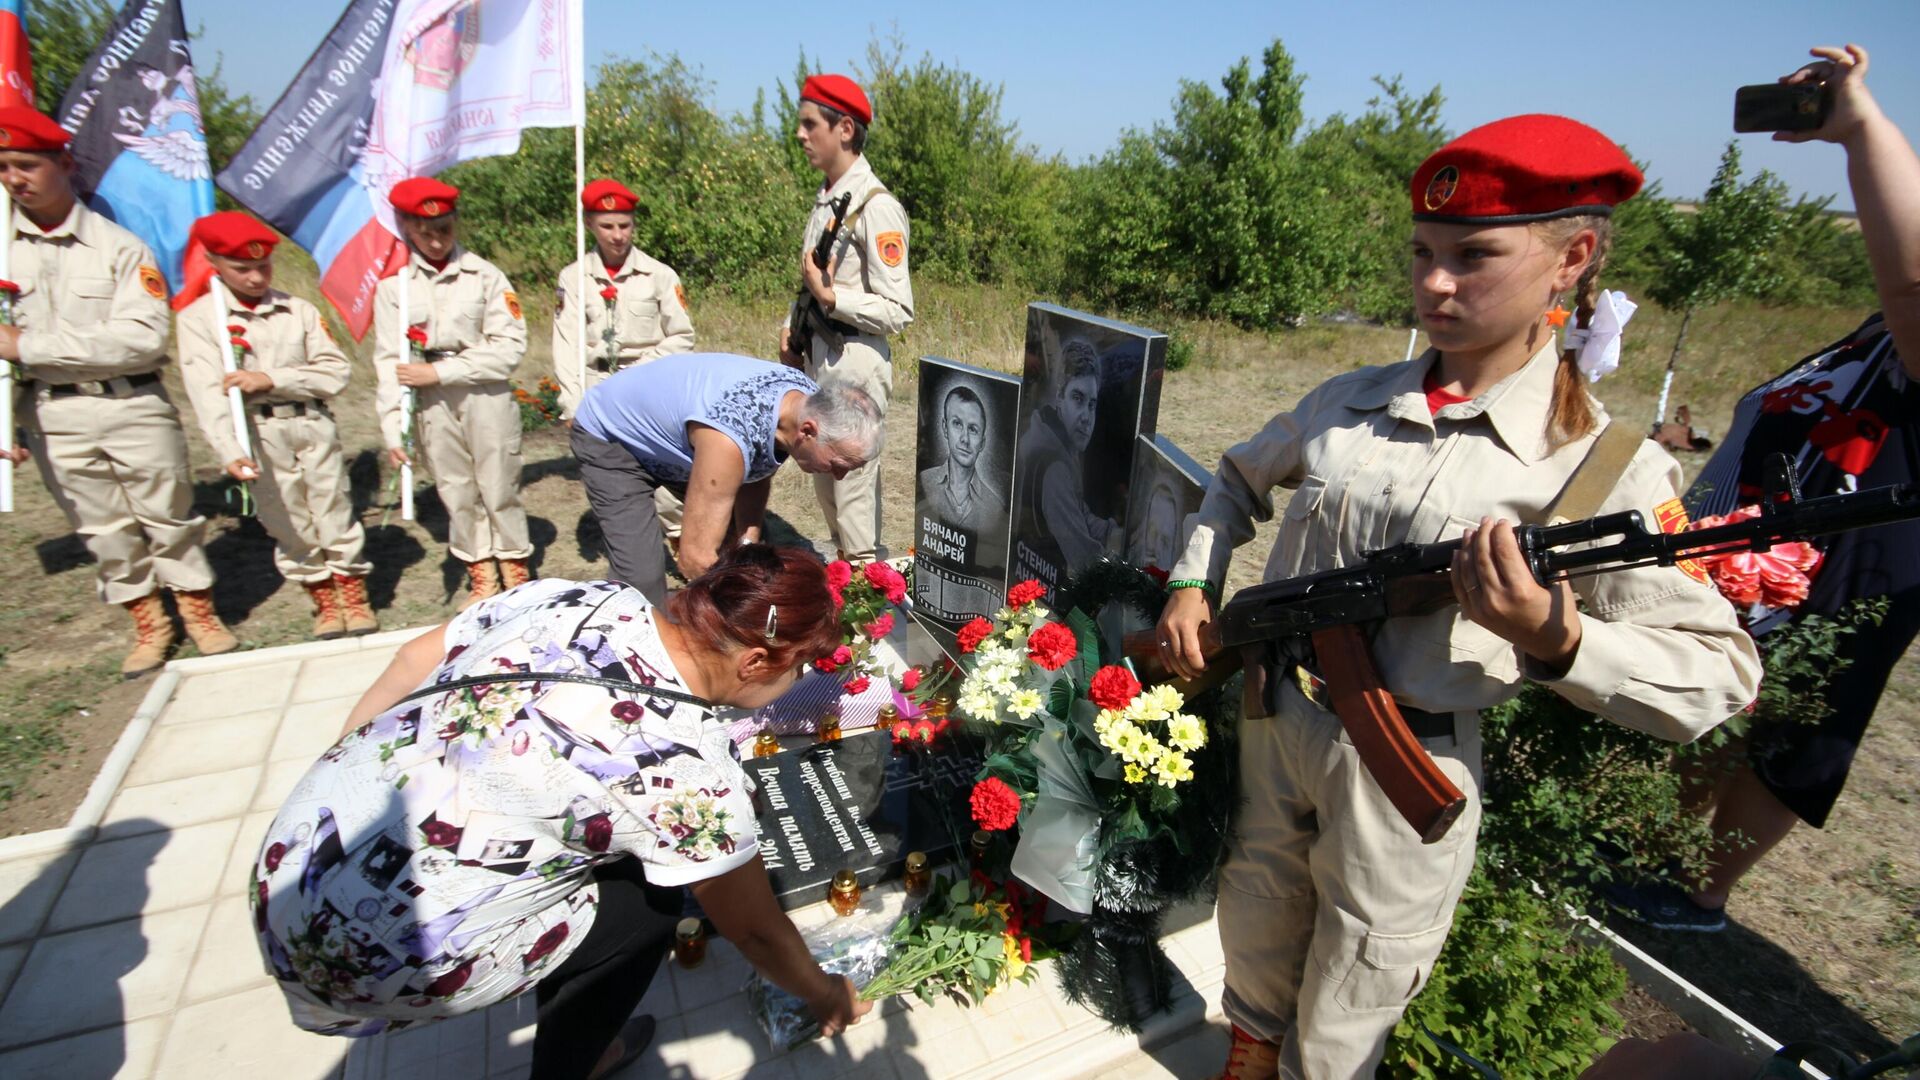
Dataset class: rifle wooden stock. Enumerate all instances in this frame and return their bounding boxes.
[1310,624,1467,844]
[1122,617,1467,844]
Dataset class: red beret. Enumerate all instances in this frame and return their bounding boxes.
[191,212,279,259]
[389,176,460,218]
[0,106,71,152]
[800,74,872,128]
[1411,114,1643,224]
[581,178,638,213]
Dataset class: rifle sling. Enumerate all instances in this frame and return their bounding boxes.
[1542,419,1645,526]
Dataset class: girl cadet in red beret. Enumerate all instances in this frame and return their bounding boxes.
[1155,115,1763,1078]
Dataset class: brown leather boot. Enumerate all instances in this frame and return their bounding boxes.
[303,580,348,640]
[334,574,381,636]
[120,593,175,679]
[499,557,533,590]
[174,589,239,656]
[462,559,502,609]
[1216,1025,1280,1080]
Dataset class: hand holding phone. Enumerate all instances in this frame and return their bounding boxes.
[1743,45,1882,146]
[1734,83,1829,134]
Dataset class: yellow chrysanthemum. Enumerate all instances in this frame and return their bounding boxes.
[1008,688,1045,720]
[1123,763,1148,784]
[1002,933,1028,981]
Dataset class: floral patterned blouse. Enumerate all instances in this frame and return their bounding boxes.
[250,579,760,1036]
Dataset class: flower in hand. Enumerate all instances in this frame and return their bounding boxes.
[599,285,619,302]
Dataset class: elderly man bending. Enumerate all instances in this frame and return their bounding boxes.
[572,352,881,602]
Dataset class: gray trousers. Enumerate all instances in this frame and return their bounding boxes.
[571,425,673,605]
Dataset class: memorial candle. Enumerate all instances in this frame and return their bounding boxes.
[902,851,930,897]
[674,918,706,968]
[752,732,781,758]
[818,711,842,741]
[829,869,862,916]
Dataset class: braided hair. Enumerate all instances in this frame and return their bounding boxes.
[1536,214,1613,451]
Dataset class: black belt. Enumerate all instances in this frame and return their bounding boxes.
[256,401,329,420]
[44,371,161,399]
[1285,661,1457,740]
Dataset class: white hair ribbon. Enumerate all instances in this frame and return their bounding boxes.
[1563,289,1637,383]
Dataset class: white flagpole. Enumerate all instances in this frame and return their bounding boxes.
[396,57,416,522]
[572,4,586,397]
[1,188,13,513]
[210,278,256,479]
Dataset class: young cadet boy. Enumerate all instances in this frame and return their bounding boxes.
[176,211,378,639]
[373,177,532,606]
[777,74,913,561]
[0,105,236,676]
[553,177,696,550]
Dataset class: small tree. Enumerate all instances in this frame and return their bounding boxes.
[1644,141,1788,427]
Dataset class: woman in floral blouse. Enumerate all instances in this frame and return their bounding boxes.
[251,545,870,1079]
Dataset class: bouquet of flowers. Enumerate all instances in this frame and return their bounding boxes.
[1689,505,1823,613]
[814,559,911,703]
[859,872,1058,1007]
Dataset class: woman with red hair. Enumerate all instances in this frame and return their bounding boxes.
[250,545,868,1079]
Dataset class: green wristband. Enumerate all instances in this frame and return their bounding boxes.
[1166,578,1215,595]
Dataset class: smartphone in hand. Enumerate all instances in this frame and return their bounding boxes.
[1734,83,1831,133]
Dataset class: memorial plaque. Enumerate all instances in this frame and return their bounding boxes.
[1010,303,1167,605]
[1100,434,1213,659]
[912,357,1021,652]
[745,731,984,907]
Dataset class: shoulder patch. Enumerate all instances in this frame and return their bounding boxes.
[674,283,688,309]
[138,265,166,299]
[503,290,522,320]
[875,230,905,268]
[318,317,338,345]
[1653,497,1712,585]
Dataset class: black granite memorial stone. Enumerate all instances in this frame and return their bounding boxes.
[745,731,985,908]
[1010,304,1167,606]
[912,357,1022,653]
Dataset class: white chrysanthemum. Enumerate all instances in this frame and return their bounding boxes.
[1007,688,1045,720]
[1136,733,1168,767]
[1092,708,1120,737]
[1122,695,1157,724]
[1152,749,1195,787]
[1166,713,1208,752]
[1141,685,1185,717]
[958,685,1000,722]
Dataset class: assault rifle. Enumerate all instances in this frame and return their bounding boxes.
[791,190,854,363]
[1125,456,1920,843]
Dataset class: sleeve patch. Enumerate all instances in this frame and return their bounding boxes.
[503,290,523,320]
[674,283,688,309]
[875,231,905,268]
[1653,497,1711,585]
[318,318,338,344]
[138,265,166,299]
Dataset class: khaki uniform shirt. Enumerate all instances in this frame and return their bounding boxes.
[176,289,350,466]
[787,155,913,341]
[551,247,694,416]
[372,248,526,449]
[1170,343,1762,742]
[11,202,171,385]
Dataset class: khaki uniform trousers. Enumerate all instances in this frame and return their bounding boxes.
[252,411,370,582]
[25,382,215,604]
[575,362,686,541]
[415,382,531,562]
[1219,680,1483,1079]
[805,332,891,559]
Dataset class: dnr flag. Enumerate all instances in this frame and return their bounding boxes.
[54,0,214,292]
[0,0,33,110]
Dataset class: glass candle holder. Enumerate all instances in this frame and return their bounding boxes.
[876,704,900,732]
[752,731,781,758]
[969,829,991,869]
[818,711,842,741]
[902,851,930,897]
[829,869,862,916]
[924,695,951,721]
[673,917,706,968]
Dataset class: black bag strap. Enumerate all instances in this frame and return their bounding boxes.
[393,671,716,714]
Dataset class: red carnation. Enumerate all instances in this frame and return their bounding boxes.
[1020,937,1033,963]
[865,613,895,639]
[845,675,871,696]
[813,655,839,674]
[862,560,893,591]
[581,815,613,853]
[957,617,993,654]
[1088,665,1142,711]
[599,285,619,302]
[970,777,1022,832]
[406,325,429,344]
[832,645,853,666]
[1025,622,1078,671]
[825,560,854,590]
[902,667,922,691]
[0,279,18,295]
[1006,579,1045,608]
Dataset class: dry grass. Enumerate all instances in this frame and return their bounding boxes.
[0,255,1910,1051]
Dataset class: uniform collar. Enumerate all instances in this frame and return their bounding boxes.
[936,461,984,500]
[412,246,472,279]
[818,155,875,205]
[15,200,90,245]
[594,247,651,283]
[1354,340,1565,465]
[228,288,291,316]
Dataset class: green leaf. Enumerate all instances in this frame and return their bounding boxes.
[970,957,994,985]
[948,879,971,904]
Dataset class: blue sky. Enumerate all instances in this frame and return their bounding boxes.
[179,0,1917,210]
